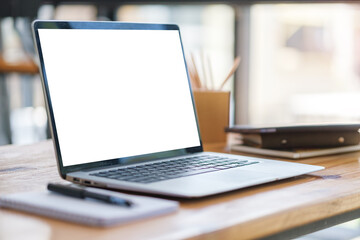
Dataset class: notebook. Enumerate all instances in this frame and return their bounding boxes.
[0,187,179,227]
[32,20,324,198]
[230,144,360,159]
[225,123,360,149]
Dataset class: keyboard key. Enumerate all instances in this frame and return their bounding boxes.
[91,155,260,184]
[213,166,232,170]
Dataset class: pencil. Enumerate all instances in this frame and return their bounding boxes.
[201,51,208,90]
[207,55,214,90]
[190,53,202,90]
[219,56,241,90]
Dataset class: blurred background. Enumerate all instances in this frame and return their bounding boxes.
[3,1,360,239]
[2,1,360,146]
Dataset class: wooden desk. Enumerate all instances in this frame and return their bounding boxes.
[1,140,360,239]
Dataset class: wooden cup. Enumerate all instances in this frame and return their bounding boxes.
[193,91,230,143]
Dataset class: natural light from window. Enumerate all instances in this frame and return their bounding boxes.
[249,3,360,125]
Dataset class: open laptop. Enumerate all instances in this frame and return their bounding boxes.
[32,20,324,198]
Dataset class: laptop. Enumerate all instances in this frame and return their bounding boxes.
[32,20,324,198]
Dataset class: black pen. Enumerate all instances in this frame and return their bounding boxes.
[47,183,133,207]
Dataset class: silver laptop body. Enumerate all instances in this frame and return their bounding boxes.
[32,20,323,198]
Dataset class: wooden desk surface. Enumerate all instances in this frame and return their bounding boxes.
[1,140,360,239]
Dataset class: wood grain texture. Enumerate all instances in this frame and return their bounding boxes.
[1,139,360,239]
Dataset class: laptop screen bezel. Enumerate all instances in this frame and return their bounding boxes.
[32,20,204,178]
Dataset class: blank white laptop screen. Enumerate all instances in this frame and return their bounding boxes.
[38,29,201,167]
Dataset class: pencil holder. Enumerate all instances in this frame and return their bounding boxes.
[193,91,230,143]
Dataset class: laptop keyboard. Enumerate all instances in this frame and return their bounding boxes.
[90,155,260,184]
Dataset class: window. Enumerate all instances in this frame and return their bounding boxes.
[248,3,360,125]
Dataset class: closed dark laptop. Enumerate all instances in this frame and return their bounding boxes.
[226,124,360,149]
[32,20,324,198]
